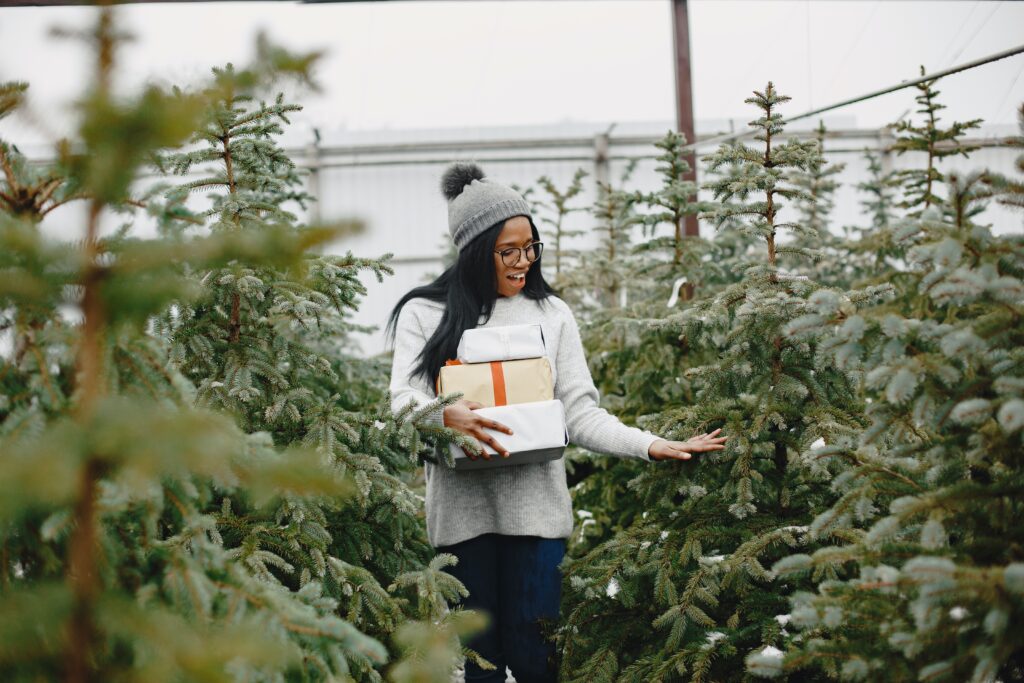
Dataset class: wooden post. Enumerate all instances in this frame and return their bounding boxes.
[672,0,700,238]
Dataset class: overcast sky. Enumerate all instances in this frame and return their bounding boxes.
[2,0,1023,150]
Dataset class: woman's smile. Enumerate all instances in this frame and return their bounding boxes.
[494,215,536,297]
[507,270,527,285]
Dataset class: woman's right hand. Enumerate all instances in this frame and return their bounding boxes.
[443,399,513,461]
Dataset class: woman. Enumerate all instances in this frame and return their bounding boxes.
[386,162,727,683]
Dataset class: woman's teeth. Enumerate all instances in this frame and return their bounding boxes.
[508,273,525,281]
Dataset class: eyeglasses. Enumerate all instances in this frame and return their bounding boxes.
[494,241,544,267]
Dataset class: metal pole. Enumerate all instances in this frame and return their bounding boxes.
[672,0,700,238]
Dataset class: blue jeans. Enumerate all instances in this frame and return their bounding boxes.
[435,533,566,683]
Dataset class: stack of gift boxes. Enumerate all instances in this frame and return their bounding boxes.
[435,323,568,471]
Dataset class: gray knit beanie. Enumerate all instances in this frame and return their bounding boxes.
[440,162,532,252]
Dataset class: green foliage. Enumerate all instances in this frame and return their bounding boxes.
[0,8,470,682]
[784,120,850,287]
[889,65,983,216]
[536,167,589,277]
[769,167,1024,681]
[556,159,645,315]
[631,129,713,275]
[556,83,868,682]
[550,72,1023,683]
[982,102,1024,213]
[6,11,1022,682]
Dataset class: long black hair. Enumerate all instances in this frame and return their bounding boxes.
[385,214,559,393]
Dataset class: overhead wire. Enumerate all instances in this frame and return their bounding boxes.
[942,2,1000,69]
[678,42,1024,153]
[992,59,1024,125]
[935,1,981,69]
[819,1,880,105]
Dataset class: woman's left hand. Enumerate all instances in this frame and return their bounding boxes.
[648,428,728,461]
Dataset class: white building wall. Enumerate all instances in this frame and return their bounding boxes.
[314,119,1021,359]
[17,118,1022,361]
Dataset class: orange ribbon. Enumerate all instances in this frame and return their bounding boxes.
[489,361,507,406]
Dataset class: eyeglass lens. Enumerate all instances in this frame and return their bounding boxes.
[501,243,543,267]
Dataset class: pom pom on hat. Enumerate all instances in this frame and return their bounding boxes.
[440,161,532,251]
[441,162,485,201]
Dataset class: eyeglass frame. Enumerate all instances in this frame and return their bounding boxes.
[494,241,544,267]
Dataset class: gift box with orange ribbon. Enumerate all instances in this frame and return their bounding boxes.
[431,324,564,470]
[435,356,554,407]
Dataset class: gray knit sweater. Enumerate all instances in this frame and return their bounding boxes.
[388,292,661,548]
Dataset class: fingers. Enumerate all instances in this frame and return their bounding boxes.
[480,418,513,435]
[475,432,510,458]
[685,441,727,452]
[462,402,514,436]
[461,445,485,461]
[453,405,515,460]
[655,450,696,462]
[660,433,728,460]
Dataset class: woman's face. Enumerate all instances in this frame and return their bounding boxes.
[494,216,535,298]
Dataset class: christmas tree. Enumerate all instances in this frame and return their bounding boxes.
[783,121,850,288]
[535,167,589,278]
[0,8,478,682]
[842,147,903,282]
[146,29,487,683]
[631,130,712,289]
[552,159,643,316]
[557,134,714,541]
[763,106,1024,682]
[890,66,982,217]
[555,83,878,682]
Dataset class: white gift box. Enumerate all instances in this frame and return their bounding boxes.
[449,399,568,471]
[456,323,547,364]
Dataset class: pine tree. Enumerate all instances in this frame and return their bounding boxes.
[842,147,904,282]
[558,135,716,541]
[844,78,991,331]
[763,109,1024,682]
[631,130,712,285]
[0,11,375,680]
[690,139,767,292]
[1,9,477,682]
[555,83,875,683]
[983,102,1024,213]
[148,35,487,683]
[858,148,900,233]
[549,152,685,528]
[535,168,589,278]
[784,121,850,288]
[890,65,982,216]
[565,130,826,550]
[841,82,981,322]
[551,159,660,326]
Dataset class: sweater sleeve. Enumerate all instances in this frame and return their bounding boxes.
[553,306,659,462]
[388,301,445,427]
